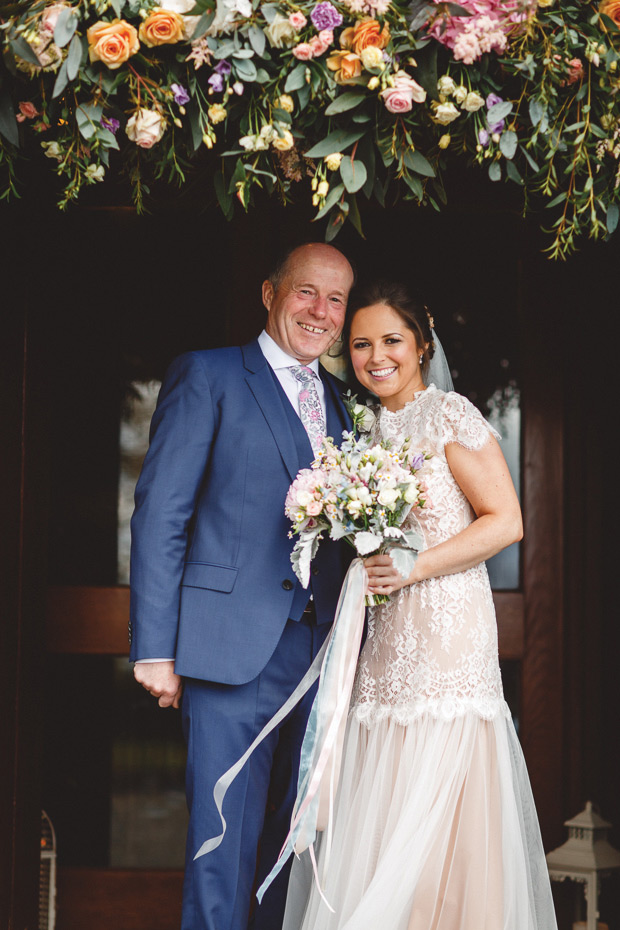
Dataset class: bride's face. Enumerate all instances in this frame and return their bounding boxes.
[349,303,427,411]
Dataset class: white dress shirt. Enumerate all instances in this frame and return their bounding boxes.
[136,332,324,663]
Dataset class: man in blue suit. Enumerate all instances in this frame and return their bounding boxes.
[130,243,355,929]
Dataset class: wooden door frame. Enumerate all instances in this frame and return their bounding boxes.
[0,305,47,930]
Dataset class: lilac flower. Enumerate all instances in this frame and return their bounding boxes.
[214,59,232,76]
[489,118,505,134]
[208,72,225,93]
[100,116,120,134]
[478,127,490,147]
[486,92,503,109]
[310,1,343,31]
[171,83,190,105]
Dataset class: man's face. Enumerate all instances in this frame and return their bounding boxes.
[263,244,353,364]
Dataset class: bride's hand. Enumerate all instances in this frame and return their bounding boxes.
[364,553,415,597]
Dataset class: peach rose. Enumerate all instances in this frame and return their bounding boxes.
[87,19,139,69]
[601,0,620,24]
[126,108,166,148]
[288,10,308,28]
[327,50,363,83]
[309,33,330,56]
[139,8,185,47]
[350,18,390,56]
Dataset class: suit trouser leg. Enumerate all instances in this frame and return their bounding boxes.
[181,616,330,930]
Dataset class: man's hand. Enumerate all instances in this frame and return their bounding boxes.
[133,661,183,709]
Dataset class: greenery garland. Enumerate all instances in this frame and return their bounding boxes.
[1,0,620,257]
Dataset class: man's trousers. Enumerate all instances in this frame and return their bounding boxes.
[181,613,330,930]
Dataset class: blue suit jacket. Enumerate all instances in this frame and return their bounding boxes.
[129,339,352,685]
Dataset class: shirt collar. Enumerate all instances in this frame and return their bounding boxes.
[258,330,321,376]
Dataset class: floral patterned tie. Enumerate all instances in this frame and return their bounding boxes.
[290,366,326,458]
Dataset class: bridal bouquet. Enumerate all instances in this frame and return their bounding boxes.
[285,429,428,603]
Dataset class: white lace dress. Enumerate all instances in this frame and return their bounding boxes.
[284,385,557,930]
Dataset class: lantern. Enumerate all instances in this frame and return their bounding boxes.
[546,802,620,930]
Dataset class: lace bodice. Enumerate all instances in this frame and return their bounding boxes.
[351,385,510,724]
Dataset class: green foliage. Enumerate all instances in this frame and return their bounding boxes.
[1,0,620,257]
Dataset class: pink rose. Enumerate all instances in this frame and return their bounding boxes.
[289,10,308,28]
[309,34,329,55]
[41,3,69,36]
[306,500,323,516]
[318,29,333,44]
[126,108,166,148]
[16,101,39,122]
[381,85,413,113]
[292,42,314,59]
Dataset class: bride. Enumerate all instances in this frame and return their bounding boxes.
[283,281,557,930]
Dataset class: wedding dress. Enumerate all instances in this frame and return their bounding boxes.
[283,384,557,930]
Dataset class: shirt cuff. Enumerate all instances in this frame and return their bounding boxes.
[134,658,175,663]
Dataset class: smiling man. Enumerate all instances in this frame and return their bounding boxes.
[130,243,354,930]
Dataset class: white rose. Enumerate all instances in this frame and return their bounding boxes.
[433,102,459,125]
[347,499,364,515]
[453,84,468,104]
[239,134,258,150]
[462,91,485,112]
[295,490,313,506]
[437,75,456,97]
[377,488,400,508]
[403,483,419,504]
[85,164,105,182]
[126,109,166,149]
[265,13,297,48]
[357,486,372,505]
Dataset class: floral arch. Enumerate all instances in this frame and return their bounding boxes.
[1,0,620,258]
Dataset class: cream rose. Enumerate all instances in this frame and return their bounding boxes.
[139,8,185,47]
[433,101,459,124]
[265,13,298,47]
[360,45,384,70]
[87,19,140,69]
[272,129,295,151]
[462,91,485,112]
[126,109,166,148]
[452,84,468,104]
[377,488,400,508]
[437,74,456,96]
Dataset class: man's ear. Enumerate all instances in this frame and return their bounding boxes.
[262,280,273,311]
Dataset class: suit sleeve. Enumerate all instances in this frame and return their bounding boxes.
[129,352,215,661]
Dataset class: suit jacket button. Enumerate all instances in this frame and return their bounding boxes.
[312,567,320,576]
[282,579,294,591]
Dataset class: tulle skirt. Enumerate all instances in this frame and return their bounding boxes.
[283,708,557,930]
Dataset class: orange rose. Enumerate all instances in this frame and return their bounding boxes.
[139,8,185,47]
[350,18,390,55]
[339,26,355,49]
[601,0,620,24]
[327,50,363,83]
[87,19,139,69]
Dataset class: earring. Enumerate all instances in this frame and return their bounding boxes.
[419,355,424,365]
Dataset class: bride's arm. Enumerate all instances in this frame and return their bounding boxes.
[365,437,523,597]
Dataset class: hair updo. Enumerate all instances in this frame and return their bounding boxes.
[343,280,436,371]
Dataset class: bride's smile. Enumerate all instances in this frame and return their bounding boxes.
[349,302,428,412]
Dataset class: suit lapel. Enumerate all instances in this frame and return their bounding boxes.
[243,340,299,481]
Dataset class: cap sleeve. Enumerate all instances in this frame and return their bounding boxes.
[438,392,501,454]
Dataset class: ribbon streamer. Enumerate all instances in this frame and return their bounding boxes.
[194,558,368,908]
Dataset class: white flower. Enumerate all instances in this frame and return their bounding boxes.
[296,490,313,507]
[433,102,460,125]
[85,164,105,182]
[462,91,485,112]
[437,75,456,97]
[377,488,400,508]
[453,84,468,104]
[347,499,364,514]
[265,13,298,48]
[403,482,419,504]
[239,134,258,150]
[42,140,62,160]
[126,109,166,148]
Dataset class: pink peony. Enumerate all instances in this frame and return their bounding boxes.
[292,42,314,59]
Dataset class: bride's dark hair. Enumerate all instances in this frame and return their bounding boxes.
[343,280,436,372]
